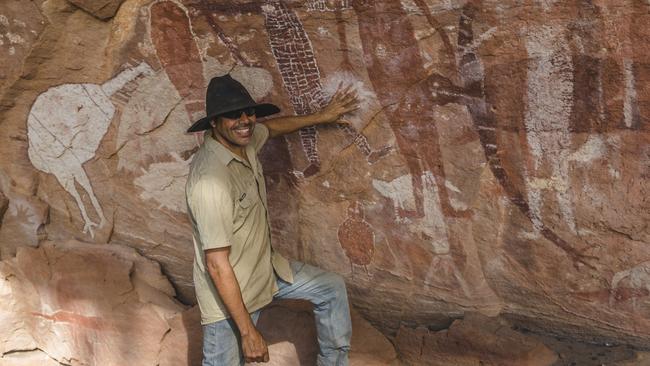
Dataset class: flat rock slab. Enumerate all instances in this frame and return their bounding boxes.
[395,313,557,366]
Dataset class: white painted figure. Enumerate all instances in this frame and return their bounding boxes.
[372,171,450,255]
[27,62,154,237]
[524,25,577,235]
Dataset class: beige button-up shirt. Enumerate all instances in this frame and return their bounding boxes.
[186,123,292,325]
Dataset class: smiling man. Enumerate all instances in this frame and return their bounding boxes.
[185,74,358,366]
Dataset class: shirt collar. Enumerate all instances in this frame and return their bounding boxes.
[203,131,253,168]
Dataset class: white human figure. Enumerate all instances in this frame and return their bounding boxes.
[27,62,154,237]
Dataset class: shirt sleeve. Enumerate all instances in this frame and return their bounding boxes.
[189,178,233,250]
[252,123,270,153]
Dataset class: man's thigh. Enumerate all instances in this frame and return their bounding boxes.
[202,312,260,366]
[274,261,347,305]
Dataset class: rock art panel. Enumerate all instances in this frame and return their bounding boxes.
[351,0,474,222]
[1,0,649,360]
[463,0,650,346]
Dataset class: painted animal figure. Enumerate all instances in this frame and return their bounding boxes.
[27,62,154,237]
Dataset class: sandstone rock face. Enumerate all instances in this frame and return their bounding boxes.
[0,0,648,364]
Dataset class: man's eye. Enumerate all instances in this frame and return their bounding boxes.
[223,110,241,119]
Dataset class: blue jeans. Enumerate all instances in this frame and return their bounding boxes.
[202,261,352,366]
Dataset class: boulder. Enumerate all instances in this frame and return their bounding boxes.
[251,300,399,366]
[0,240,187,365]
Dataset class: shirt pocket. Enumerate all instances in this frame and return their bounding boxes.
[235,182,259,220]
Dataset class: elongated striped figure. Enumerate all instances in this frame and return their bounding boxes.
[263,0,385,177]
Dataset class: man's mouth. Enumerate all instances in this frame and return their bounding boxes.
[233,125,253,137]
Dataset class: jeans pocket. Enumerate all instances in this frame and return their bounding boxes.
[290,260,305,275]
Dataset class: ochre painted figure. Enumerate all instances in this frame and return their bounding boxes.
[185,74,358,365]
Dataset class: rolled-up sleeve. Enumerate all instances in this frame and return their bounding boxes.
[189,179,233,250]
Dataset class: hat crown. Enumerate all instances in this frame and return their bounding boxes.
[205,74,255,117]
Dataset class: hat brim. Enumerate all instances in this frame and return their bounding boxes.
[186,103,281,133]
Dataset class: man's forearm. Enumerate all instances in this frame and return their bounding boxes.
[207,262,255,335]
[264,114,328,138]
[205,249,269,363]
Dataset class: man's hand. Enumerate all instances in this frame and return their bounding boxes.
[265,83,360,138]
[241,327,270,363]
[317,83,360,125]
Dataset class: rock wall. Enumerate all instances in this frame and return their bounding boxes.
[0,0,648,364]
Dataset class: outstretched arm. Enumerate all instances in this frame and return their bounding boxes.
[205,247,269,363]
[265,85,359,138]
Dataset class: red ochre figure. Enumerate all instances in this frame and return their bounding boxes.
[150,1,205,122]
[337,201,375,271]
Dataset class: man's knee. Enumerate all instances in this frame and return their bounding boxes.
[324,272,348,298]
[327,272,346,292]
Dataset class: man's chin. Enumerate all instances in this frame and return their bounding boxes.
[228,136,252,147]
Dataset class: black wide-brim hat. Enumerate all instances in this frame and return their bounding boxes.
[187,74,280,133]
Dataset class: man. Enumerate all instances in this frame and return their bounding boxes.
[185,74,358,366]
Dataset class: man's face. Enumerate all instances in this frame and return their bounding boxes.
[212,108,257,148]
